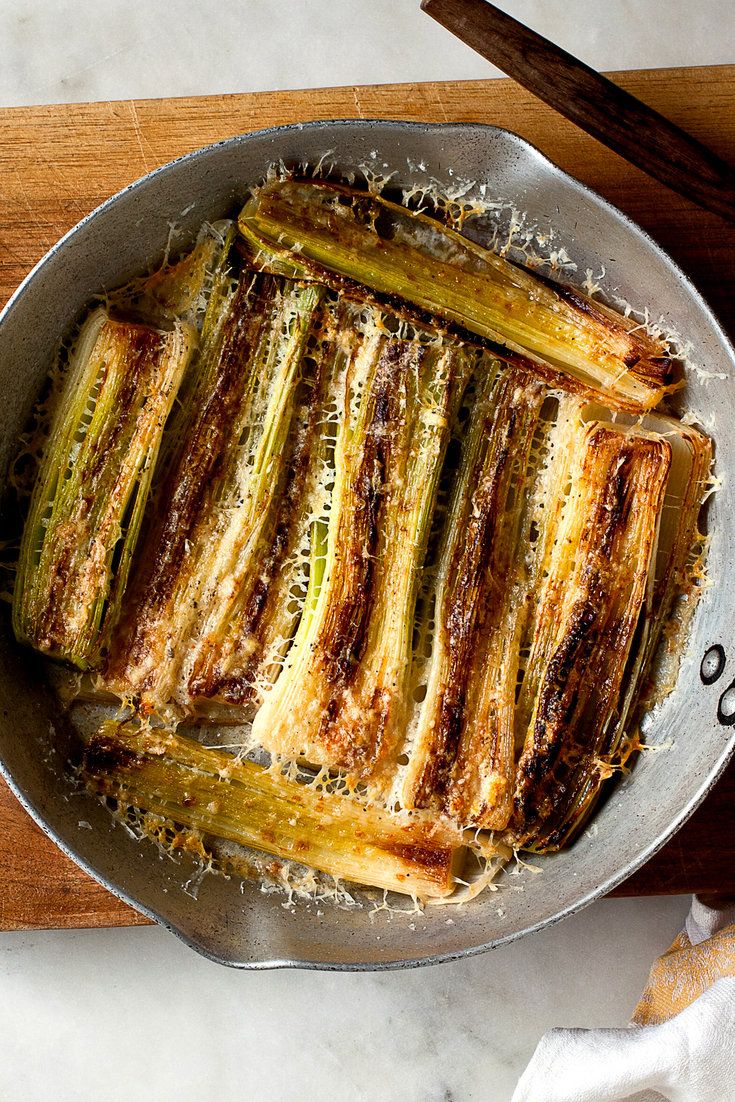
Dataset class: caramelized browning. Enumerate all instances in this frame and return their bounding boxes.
[511,423,672,848]
[404,367,546,828]
[251,327,472,784]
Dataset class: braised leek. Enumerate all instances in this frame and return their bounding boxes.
[13,310,194,667]
[511,421,672,849]
[105,274,324,714]
[238,179,668,411]
[250,318,473,785]
[81,722,464,899]
[404,367,555,828]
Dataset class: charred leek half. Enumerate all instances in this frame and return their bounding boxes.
[238,179,668,411]
[250,317,473,785]
[81,722,464,899]
[511,421,672,849]
[105,274,324,714]
[13,310,194,667]
[403,366,549,828]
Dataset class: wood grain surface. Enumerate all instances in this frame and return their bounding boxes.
[1,66,734,931]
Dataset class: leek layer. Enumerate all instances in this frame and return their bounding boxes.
[403,366,548,829]
[251,317,473,785]
[13,310,194,668]
[238,179,668,411]
[184,298,349,717]
[511,421,672,850]
[82,723,463,899]
[104,274,324,714]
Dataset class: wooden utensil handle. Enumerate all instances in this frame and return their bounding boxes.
[422,0,735,224]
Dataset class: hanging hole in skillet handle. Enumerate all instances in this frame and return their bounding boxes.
[701,644,726,686]
[717,680,735,726]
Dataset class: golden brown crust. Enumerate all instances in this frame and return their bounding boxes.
[250,329,469,783]
[405,368,546,828]
[510,423,672,849]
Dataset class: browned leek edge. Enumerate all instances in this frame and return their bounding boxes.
[237,178,669,412]
[510,422,673,851]
[103,275,324,713]
[404,366,548,830]
[81,723,465,899]
[249,326,474,785]
[12,310,194,668]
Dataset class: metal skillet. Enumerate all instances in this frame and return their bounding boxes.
[0,120,734,970]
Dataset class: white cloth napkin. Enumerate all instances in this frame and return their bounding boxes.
[511,898,735,1102]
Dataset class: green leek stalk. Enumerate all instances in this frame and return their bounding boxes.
[238,178,668,411]
[82,722,464,899]
[13,310,194,667]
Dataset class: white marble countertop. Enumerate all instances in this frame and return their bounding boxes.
[3,898,689,1102]
[0,3,732,1100]
[0,0,734,108]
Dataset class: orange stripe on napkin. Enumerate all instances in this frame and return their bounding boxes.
[632,923,735,1026]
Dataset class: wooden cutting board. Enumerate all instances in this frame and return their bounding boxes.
[1,66,734,931]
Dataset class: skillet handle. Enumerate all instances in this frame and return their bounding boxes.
[421,0,735,225]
